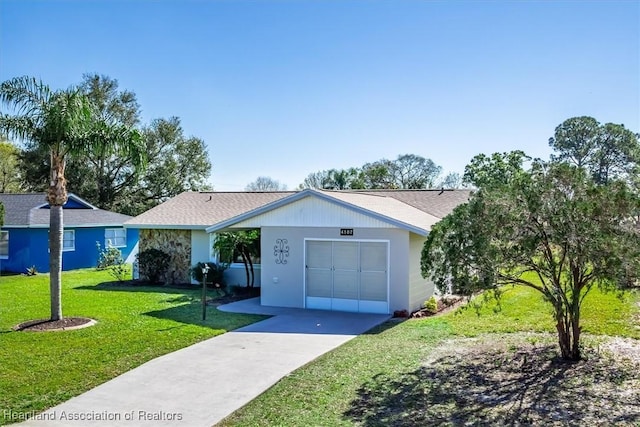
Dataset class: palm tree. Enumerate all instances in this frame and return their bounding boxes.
[0,76,145,321]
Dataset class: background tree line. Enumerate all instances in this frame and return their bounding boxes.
[1,74,212,216]
[245,154,463,192]
[298,153,461,190]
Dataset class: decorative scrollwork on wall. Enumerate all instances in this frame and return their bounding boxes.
[274,238,290,264]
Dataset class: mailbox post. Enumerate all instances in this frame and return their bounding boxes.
[201,263,210,321]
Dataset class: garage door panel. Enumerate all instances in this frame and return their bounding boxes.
[306,241,332,268]
[332,298,359,312]
[333,241,358,270]
[307,296,332,310]
[305,240,389,314]
[360,242,387,271]
[360,271,387,301]
[307,269,332,297]
[358,300,388,314]
[333,270,358,299]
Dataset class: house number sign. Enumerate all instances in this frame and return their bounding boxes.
[340,228,354,236]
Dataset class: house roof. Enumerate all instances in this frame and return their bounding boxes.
[125,189,471,234]
[124,191,296,229]
[350,189,471,219]
[205,189,447,236]
[0,193,133,228]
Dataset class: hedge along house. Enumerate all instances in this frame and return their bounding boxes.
[125,189,470,314]
[0,193,139,274]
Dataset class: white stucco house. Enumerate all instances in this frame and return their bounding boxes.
[124,189,470,315]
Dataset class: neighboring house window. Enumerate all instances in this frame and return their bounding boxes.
[0,231,8,259]
[63,230,75,251]
[105,228,126,248]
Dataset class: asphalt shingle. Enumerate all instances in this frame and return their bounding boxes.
[0,193,132,227]
[124,189,471,231]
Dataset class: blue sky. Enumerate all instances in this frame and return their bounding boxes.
[1,0,638,190]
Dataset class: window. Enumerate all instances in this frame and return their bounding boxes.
[63,230,75,251]
[105,228,126,248]
[0,231,8,258]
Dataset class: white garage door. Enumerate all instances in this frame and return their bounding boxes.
[305,240,389,314]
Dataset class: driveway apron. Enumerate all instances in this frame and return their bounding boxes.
[18,298,389,427]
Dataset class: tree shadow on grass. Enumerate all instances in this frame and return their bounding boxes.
[144,303,268,331]
[344,338,640,426]
[75,280,200,295]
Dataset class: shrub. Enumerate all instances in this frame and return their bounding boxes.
[423,296,439,314]
[96,242,130,282]
[136,248,170,284]
[190,262,227,292]
[109,263,131,282]
[96,242,123,270]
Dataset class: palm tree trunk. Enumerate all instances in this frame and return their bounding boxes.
[49,205,63,321]
[47,152,67,321]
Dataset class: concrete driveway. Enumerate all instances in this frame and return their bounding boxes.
[18,298,389,427]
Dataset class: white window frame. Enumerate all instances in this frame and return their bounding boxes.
[63,230,75,252]
[105,228,127,248]
[0,230,8,259]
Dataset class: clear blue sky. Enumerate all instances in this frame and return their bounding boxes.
[1,0,638,190]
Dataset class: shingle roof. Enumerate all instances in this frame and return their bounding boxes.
[124,191,296,229]
[353,189,472,219]
[317,190,442,232]
[0,193,132,227]
[125,189,471,232]
[0,193,46,225]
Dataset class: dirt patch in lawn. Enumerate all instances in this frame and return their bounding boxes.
[14,317,96,332]
[346,333,640,426]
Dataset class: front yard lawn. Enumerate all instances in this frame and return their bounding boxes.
[219,285,640,426]
[0,269,266,426]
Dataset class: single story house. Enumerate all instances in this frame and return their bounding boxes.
[0,193,139,274]
[124,189,470,315]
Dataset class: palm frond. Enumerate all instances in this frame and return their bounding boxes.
[75,113,147,171]
[0,76,51,117]
[0,114,37,141]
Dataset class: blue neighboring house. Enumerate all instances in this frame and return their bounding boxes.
[0,193,139,274]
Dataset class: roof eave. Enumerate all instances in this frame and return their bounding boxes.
[3,223,134,229]
[124,224,208,230]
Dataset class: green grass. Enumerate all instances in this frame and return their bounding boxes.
[0,269,266,425]
[219,285,640,426]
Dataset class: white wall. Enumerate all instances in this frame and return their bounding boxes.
[234,196,396,229]
[190,229,210,284]
[408,233,435,311]
[224,264,262,288]
[260,226,410,313]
